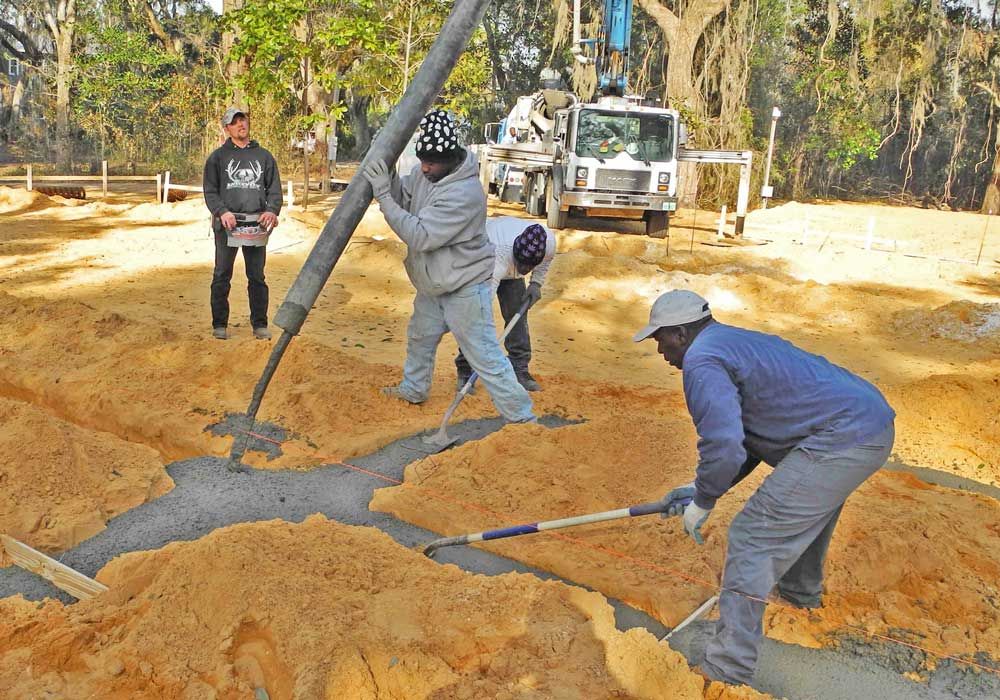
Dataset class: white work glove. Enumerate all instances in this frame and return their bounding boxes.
[682,502,712,545]
[363,159,392,200]
[525,281,542,307]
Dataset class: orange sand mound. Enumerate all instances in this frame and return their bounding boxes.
[0,515,761,699]
[372,418,1000,664]
[887,371,1000,478]
[0,397,172,554]
[0,291,465,468]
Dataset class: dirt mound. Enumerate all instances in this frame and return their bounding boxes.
[888,371,1000,481]
[891,301,1000,349]
[0,515,746,699]
[372,417,1000,666]
[0,291,486,467]
[0,397,171,554]
[0,185,52,214]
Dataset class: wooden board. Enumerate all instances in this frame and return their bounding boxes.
[0,535,108,600]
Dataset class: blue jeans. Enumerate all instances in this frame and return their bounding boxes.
[703,423,895,685]
[397,281,535,422]
[455,277,531,377]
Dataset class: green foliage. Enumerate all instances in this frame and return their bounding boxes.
[224,0,384,105]
[74,24,181,161]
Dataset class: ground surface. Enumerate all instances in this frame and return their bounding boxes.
[0,183,998,698]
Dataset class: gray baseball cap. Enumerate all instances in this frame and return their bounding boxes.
[221,106,247,127]
[633,290,712,342]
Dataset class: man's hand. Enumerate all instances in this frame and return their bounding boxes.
[363,159,392,200]
[682,502,712,545]
[259,211,278,231]
[525,281,542,307]
[660,482,695,517]
[220,212,237,230]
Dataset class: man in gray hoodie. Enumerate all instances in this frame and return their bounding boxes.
[363,110,535,423]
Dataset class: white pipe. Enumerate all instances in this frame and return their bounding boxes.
[572,0,594,64]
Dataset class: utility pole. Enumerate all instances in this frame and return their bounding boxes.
[761,106,781,209]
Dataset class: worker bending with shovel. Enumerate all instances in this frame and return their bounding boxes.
[455,217,556,393]
[363,110,535,423]
[635,290,895,686]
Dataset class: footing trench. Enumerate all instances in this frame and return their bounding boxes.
[2,417,997,699]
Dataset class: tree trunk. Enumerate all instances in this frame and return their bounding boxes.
[348,93,372,158]
[222,0,246,105]
[982,144,1000,215]
[44,0,76,171]
[634,0,727,207]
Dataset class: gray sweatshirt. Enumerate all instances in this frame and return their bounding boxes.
[378,150,493,296]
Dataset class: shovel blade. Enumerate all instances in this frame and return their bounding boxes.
[420,430,459,451]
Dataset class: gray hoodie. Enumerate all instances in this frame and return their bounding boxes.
[379,150,493,296]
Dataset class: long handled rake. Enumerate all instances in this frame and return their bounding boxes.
[420,496,691,558]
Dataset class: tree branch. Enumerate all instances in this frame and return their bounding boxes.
[0,17,46,63]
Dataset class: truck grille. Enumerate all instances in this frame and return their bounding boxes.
[595,169,650,192]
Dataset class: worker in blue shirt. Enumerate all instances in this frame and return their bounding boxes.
[634,290,895,687]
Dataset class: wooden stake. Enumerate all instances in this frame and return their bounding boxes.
[102,160,108,197]
[0,535,108,600]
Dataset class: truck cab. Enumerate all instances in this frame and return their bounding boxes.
[548,97,679,235]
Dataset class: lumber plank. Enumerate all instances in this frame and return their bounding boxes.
[0,535,108,600]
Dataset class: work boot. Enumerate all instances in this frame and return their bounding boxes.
[515,369,541,392]
[775,589,822,610]
[253,326,272,340]
[456,371,476,395]
[212,327,229,340]
[381,385,424,405]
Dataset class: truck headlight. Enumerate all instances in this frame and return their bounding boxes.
[575,167,588,187]
[658,172,670,184]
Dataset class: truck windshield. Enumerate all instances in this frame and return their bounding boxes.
[574,110,674,162]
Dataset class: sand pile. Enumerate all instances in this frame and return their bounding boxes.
[0,185,52,214]
[0,515,763,699]
[887,371,1000,482]
[891,301,1000,349]
[372,418,1000,666]
[0,291,461,466]
[0,397,171,553]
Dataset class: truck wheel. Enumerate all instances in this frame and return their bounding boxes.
[545,179,567,229]
[646,211,669,238]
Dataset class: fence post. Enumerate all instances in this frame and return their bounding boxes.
[286,179,294,209]
[163,171,171,204]
[716,204,728,239]
[864,217,875,251]
[155,173,162,204]
[26,164,32,191]
[102,161,108,197]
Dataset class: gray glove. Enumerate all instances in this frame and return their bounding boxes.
[363,158,392,200]
[660,482,695,517]
[525,281,542,307]
[682,502,712,545]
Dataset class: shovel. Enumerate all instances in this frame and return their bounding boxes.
[421,496,692,558]
[416,297,533,453]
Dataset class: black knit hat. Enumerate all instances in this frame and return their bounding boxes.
[416,110,461,162]
[512,224,548,267]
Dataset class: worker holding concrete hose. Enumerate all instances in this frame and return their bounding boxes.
[454,217,557,393]
[203,107,283,341]
[362,110,535,423]
[635,290,895,687]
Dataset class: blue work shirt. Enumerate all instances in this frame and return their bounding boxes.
[682,322,895,510]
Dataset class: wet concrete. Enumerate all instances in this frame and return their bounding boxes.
[1,417,998,699]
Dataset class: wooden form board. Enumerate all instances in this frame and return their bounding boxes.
[0,535,108,600]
